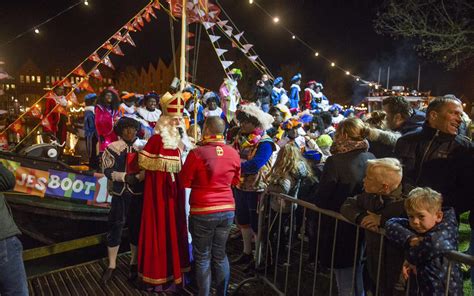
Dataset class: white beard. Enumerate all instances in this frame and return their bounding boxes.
[155,115,185,150]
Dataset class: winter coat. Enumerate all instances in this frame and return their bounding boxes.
[397,109,425,135]
[84,106,96,138]
[0,163,20,241]
[385,208,462,296]
[255,81,272,105]
[395,124,474,214]
[314,148,375,268]
[340,186,406,295]
[95,104,119,152]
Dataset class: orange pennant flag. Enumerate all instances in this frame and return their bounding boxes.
[112,32,122,41]
[123,33,136,47]
[126,23,137,32]
[29,105,42,118]
[62,78,72,88]
[88,52,101,63]
[148,6,157,18]
[73,66,87,77]
[102,56,115,70]
[102,41,114,51]
[111,45,125,56]
[78,79,95,92]
[132,20,142,31]
[12,121,25,136]
[67,92,78,105]
[136,16,144,27]
[143,11,151,23]
[90,69,103,80]
[152,0,161,10]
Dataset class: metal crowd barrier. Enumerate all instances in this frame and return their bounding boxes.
[232,191,474,296]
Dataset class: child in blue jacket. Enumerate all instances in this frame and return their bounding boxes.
[385,187,462,295]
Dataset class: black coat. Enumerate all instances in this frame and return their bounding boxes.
[255,80,272,105]
[395,124,473,214]
[314,149,375,268]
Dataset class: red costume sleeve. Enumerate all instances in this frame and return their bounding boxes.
[303,90,311,110]
[43,97,59,133]
[180,150,198,188]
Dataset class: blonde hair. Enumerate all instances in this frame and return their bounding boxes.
[268,145,314,183]
[405,187,443,214]
[366,158,403,191]
[336,117,368,141]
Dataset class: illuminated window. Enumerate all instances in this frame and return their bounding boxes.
[11,84,15,89]
[5,85,9,90]
[46,76,50,83]
[32,76,36,82]
[56,76,60,82]
[20,75,25,83]
[37,76,41,83]
[26,76,30,83]
[51,77,56,83]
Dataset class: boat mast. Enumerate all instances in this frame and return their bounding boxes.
[179,0,187,90]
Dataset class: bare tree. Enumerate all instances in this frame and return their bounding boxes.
[374,0,474,69]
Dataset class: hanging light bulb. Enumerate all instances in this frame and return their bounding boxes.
[84,0,89,5]
[345,71,350,75]
[330,62,335,67]
[292,35,296,39]
[369,83,373,87]
[249,0,254,3]
[34,28,40,34]
[356,78,360,81]
[273,17,280,23]
[314,52,319,57]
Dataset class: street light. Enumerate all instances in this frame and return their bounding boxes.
[249,0,253,4]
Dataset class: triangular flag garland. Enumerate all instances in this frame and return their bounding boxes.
[73,66,87,77]
[90,69,103,80]
[62,79,72,88]
[234,32,244,42]
[148,6,158,18]
[241,44,254,54]
[215,48,228,57]
[202,22,215,30]
[112,32,122,41]
[152,0,161,9]
[136,15,144,27]
[209,35,221,43]
[221,61,234,69]
[231,41,238,48]
[123,32,136,47]
[143,10,152,23]
[132,20,142,31]
[248,55,259,62]
[126,23,137,32]
[102,41,114,51]
[67,92,78,105]
[78,79,95,92]
[88,53,101,62]
[112,45,125,56]
[217,20,228,27]
[224,29,233,37]
[102,56,115,70]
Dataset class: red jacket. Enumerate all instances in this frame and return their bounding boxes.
[180,140,241,215]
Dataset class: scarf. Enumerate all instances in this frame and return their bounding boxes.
[239,128,264,150]
[330,138,369,155]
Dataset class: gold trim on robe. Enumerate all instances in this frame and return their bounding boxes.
[138,150,181,173]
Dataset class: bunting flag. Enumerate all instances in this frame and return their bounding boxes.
[67,92,78,105]
[234,32,244,42]
[112,32,122,41]
[215,48,228,56]
[143,10,151,23]
[88,52,101,62]
[202,22,215,29]
[29,105,42,119]
[126,23,137,32]
[248,55,259,62]
[90,69,103,80]
[187,32,195,38]
[241,44,254,53]
[231,41,238,48]
[122,32,136,47]
[102,56,115,70]
[12,120,25,136]
[148,5,158,17]
[40,118,51,131]
[62,79,72,88]
[78,79,95,92]
[209,35,221,43]
[112,45,124,56]
[186,45,195,51]
[221,61,234,69]
[198,0,208,13]
[208,10,218,19]
[217,20,228,27]
[136,15,144,27]
[73,66,87,77]
[132,20,142,31]
[152,0,161,9]
[224,29,233,36]
[102,41,114,51]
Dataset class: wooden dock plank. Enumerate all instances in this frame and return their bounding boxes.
[58,268,81,295]
[37,276,54,296]
[64,268,91,296]
[76,265,105,296]
[44,273,63,296]
[98,257,142,296]
[50,273,71,296]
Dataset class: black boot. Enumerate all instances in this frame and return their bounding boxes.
[101,268,116,284]
[231,253,253,265]
[129,264,138,281]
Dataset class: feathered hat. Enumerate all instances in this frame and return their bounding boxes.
[239,104,274,130]
[274,104,291,121]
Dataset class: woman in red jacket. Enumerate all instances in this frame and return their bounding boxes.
[95,89,120,155]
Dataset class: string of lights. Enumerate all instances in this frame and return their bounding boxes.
[0,0,89,49]
[248,0,378,87]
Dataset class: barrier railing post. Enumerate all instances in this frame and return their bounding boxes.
[375,232,384,296]
[297,207,307,296]
[284,204,295,294]
[312,212,322,296]
[445,261,453,296]
[350,226,361,296]
[329,219,339,296]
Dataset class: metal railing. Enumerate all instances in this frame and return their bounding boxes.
[232,191,473,296]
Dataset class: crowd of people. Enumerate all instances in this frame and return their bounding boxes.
[1,69,473,296]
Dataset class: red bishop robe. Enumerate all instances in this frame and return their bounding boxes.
[137,134,190,287]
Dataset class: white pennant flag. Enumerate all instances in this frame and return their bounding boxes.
[217,20,228,27]
[215,48,228,56]
[202,22,216,29]
[197,10,206,17]
[224,29,233,37]
[248,55,259,62]
[242,44,254,53]
[224,25,233,31]
[221,61,234,69]
[208,11,218,19]
[209,35,221,43]
[234,32,244,42]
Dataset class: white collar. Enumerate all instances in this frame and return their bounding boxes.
[120,103,136,114]
[85,106,95,113]
[291,84,301,91]
[137,107,162,122]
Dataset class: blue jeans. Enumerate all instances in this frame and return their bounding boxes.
[261,103,270,113]
[0,236,28,296]
[190,211,234,296]
[334,265,365,296]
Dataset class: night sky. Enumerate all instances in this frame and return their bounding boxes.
[0,0,472,105]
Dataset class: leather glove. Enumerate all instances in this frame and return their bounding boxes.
[125,174,139,185]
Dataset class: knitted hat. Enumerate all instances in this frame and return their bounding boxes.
[273,77,283,86]
[290,73,302,83]
[316,134,333,148]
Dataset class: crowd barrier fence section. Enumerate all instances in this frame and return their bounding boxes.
[232,191,474,296]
